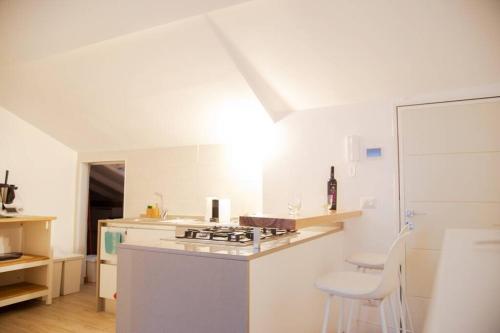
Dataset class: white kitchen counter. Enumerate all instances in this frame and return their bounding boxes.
[118,224,342,260]
[116,224,345,333]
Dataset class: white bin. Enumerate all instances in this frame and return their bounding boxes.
[86,255,97,283]
[54,253,85,296]
[52,257,64,298]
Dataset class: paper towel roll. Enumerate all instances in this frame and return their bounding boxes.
[219,199,231,223]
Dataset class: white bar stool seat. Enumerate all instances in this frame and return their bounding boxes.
[346,252,385,270]
[316,271,381,299]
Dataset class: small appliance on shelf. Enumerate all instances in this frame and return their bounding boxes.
[0,251,23,261]
[0,170,23,218]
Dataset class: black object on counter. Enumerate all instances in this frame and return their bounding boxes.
[0,252,23,261]
[210,199,219,222]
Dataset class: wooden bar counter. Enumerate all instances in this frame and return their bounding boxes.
[239,210,362,230]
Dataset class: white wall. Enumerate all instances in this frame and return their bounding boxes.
[0,106,77,253]
[264,102,399,255]
[263,84,500,332]
[76,144,262,252]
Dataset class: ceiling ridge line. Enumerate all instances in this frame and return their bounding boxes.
[205,14,293,123]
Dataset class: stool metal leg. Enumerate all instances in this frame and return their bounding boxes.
[398,287,407,333]
[399,271,414,332]
[402,287,414,332]
[379,298,389,333]
[396,288,407,333]
[337,297,344,333]
[389,292,400,332]
[321,294,332,333]
[345,299,355,333]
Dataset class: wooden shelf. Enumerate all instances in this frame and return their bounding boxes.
[0,282,48,307]
[0,215,56,223]
[0,216,56,224]
[0,254,50,273]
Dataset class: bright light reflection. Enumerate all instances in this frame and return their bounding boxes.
[214,98,279,181]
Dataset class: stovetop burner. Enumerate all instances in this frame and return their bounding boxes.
[175,226,296,245]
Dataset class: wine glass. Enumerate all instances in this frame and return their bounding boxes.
[287,194,302,216]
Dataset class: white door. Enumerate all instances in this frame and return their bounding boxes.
[397,97,500,333]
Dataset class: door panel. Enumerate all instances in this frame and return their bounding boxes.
[406,249,440,298]
[398,96,500,332]
[402,99,500,154]
[404,153,500,202]
[407,202,500,250]
[408,297,431,333]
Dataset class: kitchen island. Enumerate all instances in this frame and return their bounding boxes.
[116,211,361,333]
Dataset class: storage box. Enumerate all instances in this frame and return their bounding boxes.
[52,258,64,298]
[62,255,83,295]
[86,255,97,283]
[53,253,84,296]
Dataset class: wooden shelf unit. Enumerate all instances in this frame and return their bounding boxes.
[0,282,48,307]
[0,254,50,273]
[0,216,55,307]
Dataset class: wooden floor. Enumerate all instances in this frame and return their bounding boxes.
[0,284,115,333]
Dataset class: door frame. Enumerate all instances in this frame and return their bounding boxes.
[395,95,500,294]
[73,160,126,257]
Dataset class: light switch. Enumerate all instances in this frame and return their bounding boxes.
[360,196,376,209]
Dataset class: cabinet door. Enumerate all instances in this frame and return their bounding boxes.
[100,227,127,264]
[99,263,117,300]
[126,228,175,243]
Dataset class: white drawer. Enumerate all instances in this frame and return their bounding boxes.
[99,263,117,300]
[126,228,175,242]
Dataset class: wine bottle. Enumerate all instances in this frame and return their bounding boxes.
[327,166,337,210]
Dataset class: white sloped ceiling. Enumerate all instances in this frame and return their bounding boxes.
[0,14,272,151]
[1,0,499,152]
[0,0,253,66]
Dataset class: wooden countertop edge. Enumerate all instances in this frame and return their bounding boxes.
[240,210,362,229]
[0,216,56,223]
[295,210,362,229]
[99,211,362,229]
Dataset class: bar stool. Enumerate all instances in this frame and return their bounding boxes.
[315,228,412,333]
[345,225,414,333]
[346,252,385,271]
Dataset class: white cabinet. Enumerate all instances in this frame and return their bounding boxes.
[100,227,175,264]
[100,227,127,264]
[99,264,117,300]
[97,222,176,311]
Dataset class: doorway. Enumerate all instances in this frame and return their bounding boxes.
[397,96,500,332]
[86,163,125,256]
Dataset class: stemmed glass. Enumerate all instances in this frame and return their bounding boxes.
[287,194,302,216]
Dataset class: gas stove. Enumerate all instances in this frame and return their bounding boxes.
[175,226,297,246]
